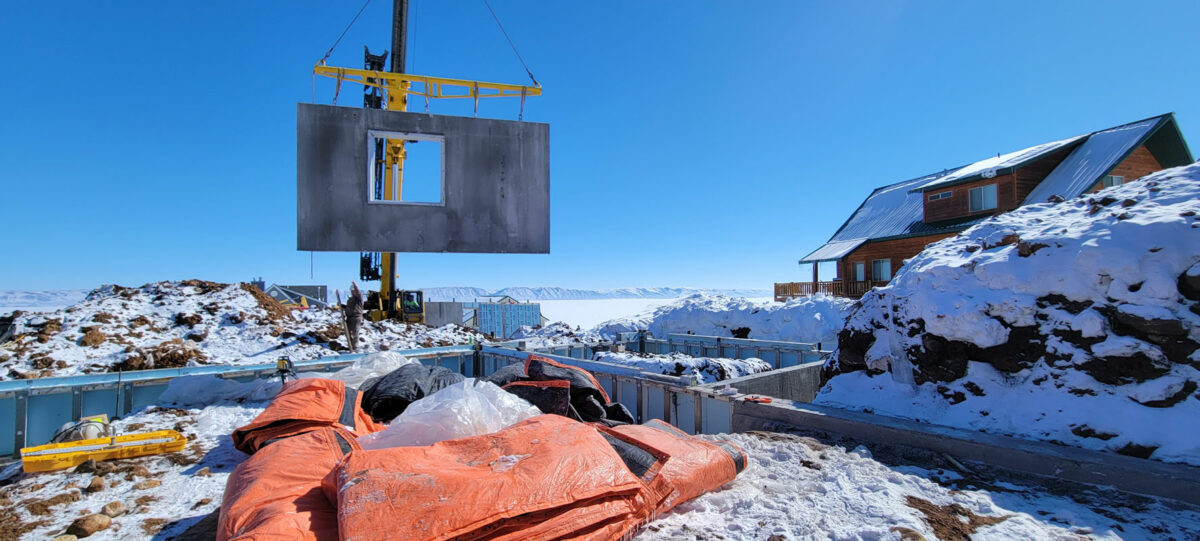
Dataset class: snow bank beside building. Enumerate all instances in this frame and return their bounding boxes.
[0,280,483,380]
[593,293,853,346]
[818,163,1200,465]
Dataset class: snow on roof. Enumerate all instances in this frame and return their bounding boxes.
[802,114,1183,262]
[1023,117,1163,204]
[802,169,985,262]
[914,135,1085,192]
[800,238,867,263]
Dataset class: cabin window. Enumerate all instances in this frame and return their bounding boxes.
[928,191,952,201]
[969,184,997,212]
[1102,175,1125,188]
[872,259,892,281]
[853,262,866,282]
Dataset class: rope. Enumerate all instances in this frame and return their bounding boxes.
[482,0,540,87]
[320,0,373,64]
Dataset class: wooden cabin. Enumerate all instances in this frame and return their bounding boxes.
[777,113,1193,301]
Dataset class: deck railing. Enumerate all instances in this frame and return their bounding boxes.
[773,280,888,301]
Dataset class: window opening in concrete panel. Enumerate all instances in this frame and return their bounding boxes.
[366,130,445,205]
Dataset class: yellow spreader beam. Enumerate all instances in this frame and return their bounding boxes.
[20,430,187,473]
[313,64,541,100]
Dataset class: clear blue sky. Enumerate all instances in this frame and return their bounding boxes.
[2,1,1197,291]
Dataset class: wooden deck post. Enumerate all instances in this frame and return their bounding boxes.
[811,262,819,297]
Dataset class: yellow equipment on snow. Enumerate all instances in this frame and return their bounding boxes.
[20,429,187,473]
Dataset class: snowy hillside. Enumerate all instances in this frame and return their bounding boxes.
[592,293,854,346]
[818,163,1200,465]
[422,286,769,301]
[0,281,483,380]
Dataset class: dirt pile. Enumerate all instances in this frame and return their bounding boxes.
[0,280,486,379]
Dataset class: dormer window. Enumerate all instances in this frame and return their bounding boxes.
[969,184,998,212]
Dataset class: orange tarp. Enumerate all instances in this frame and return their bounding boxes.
[329,414,746,541]
[609,419,745,515]
[218,426,359,541]
[220,364,748,541]
[231,378,384,454]
[331,415,656,541]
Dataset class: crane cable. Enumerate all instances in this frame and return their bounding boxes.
[313,0,373,104]
[320,0,373,65]
[482,0,540,87]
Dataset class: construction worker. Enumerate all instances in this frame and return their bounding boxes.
[344,282,364,352]
[403,292,420,312]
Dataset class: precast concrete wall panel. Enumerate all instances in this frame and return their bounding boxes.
[297,104,549,253]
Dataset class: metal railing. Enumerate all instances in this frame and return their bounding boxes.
[774,280,887,301]
[5,338,1198,508]
[0,333,830,457]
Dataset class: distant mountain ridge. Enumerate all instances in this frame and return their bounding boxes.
[0,289,89,311]
[0,286,771,310]
[421,286,770,301]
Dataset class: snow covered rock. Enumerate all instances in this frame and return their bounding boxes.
[592,293,853,346]
[818,163,1200,465]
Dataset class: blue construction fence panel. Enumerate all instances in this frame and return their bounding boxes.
[477,304,541,339]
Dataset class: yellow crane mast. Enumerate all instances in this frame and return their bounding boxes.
[313,0,540,323]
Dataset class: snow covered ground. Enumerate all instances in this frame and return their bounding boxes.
[642,430,1200,540]
[5,395,1197,540]
[0,289,88,316]
[539,298,686,329]
[820,163,1200,466]
[594,351,771,384]
[592,294,853,346]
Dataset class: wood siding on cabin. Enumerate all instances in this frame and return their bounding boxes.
[1015,145,1076,203]
[838,233,958,282]
[922,174,1017,223]
[1089,145,1163,193]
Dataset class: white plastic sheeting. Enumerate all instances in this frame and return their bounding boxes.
[307,351,416,388]
[358,379,542,449]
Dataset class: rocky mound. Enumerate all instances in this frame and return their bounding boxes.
[817,163,1200,465]
[0,280,483,380]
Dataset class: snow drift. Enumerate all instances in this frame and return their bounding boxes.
[818,163,1200,465]
[592,293,853,346]
[593,351,771,384]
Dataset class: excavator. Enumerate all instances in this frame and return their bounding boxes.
[318,0,540,324]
